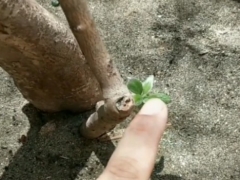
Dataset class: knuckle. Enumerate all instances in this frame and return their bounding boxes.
[107,157,140,180]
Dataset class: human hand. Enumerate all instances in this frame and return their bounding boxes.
[97,99,168,180]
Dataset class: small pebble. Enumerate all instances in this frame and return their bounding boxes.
[1,145,8,149]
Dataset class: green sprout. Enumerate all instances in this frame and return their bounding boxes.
[51,0,60,7]
[127,75,171,108]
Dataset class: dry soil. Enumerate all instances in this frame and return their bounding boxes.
[0,0,240,180]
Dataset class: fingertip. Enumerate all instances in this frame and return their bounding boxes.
[139,98,168,116]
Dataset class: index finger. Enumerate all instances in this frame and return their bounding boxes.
[98,99,168,180]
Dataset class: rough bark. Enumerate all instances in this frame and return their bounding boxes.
[59,0,134,138]
[0,0,133,139]
[0,0,102,112]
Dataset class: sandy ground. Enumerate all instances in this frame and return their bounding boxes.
[1,0,240,179]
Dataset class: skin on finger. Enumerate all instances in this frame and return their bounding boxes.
[97,99,168,180]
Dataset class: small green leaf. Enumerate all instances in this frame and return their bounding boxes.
[148,93,172,104]
[133,94,143,106]
[142,75,154,95]
[127,78,143,95]
[51,0,60,7]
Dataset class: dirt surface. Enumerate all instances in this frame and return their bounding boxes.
[1,0,240,179]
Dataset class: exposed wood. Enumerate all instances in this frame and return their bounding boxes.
[0,0,102,112]
[0,0,133,138]
[59,0,134,138]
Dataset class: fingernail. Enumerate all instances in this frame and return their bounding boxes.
[139,99,165,116]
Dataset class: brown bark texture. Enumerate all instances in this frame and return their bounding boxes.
[0,0,102,112]
[58,0,134,138]
[0,0,134,138]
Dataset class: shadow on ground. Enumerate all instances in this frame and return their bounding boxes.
[0,104,116,180]
[0,104,183,180]
[151,157,185,180]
